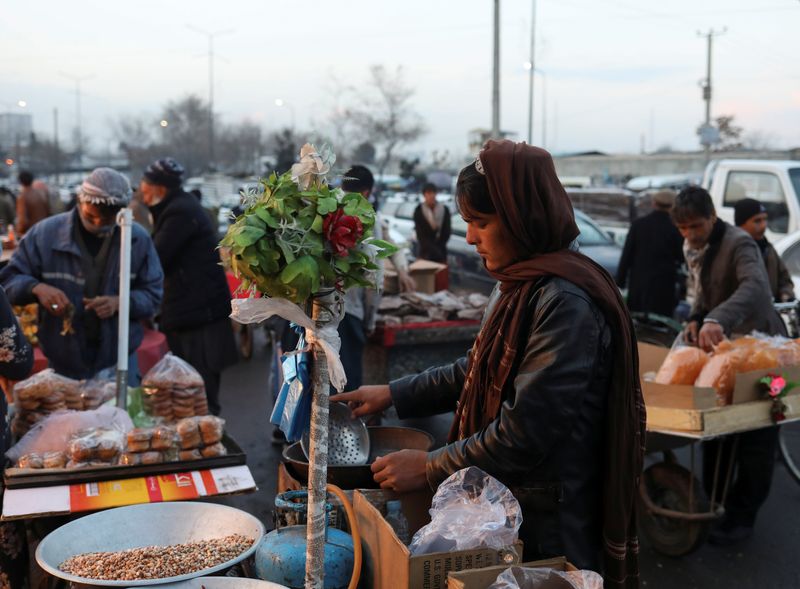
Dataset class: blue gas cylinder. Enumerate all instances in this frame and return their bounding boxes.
[254,525,355,589]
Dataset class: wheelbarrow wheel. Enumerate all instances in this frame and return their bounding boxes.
[638,462,710,557]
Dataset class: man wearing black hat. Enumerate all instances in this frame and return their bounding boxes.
[616,189,684,316]
[139,158,237,415]
[734,197,794,302]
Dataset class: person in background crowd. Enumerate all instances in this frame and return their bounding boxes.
[0,286,34,588]
[0,187,16,229]
[129,187,153,233]
[139,158,237,416]
[334,142,645,585]
[0,168,163,381]
[413,182,451,263]
[16,170,50,235]
[33,178,63,215]
[616,189,684,317]
[672,186,783,546]
[734,197,794,302]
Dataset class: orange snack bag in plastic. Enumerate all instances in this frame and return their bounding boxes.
[655,347,710,385]
[739,347,780,373]
[695,350,745,405]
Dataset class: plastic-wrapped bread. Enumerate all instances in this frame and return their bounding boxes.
[176,417,202,449]
[198,415,225,445]
[739,347,780,373]
[695,350,745,405]
[200,442,227,458]
[655,347,710,385]
[151,425,177,451]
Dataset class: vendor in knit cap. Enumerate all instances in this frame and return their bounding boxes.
[139,159,237,415]
[0,167,164,380]
[735,197,794,302]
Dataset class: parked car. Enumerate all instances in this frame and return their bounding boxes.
[703,159,800,240]
[380,193,455,245]
[775,230,800,292]
[447,209,622,294]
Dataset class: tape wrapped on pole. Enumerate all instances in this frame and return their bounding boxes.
[230,297,347,392]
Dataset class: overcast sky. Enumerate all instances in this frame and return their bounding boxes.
[2,0,798,163]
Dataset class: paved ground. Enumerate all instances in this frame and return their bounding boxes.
[213,328,800,588]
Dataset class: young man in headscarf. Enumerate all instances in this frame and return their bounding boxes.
[139,158,237,415]
[334,141,645,587]
[0,168,163,380]
[734,197,795,302]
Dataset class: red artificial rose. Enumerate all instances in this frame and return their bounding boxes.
[323,209,363,257]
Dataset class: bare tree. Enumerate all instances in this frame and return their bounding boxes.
[347,65,427,179]
[159,95,214,176]
[113,115,160,177]
[742,130,778,151]
[714,115,743,152]
[218,120,265,175]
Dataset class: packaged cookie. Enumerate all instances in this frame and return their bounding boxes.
[140,451,163,465]
[178,449,202,461]
[80,378,116,410]
[200,442,227,458]
[17,453,44,469]
[65,460,88,469]
[127,428,153,452]
[151,425,177,451]
[198,415,225,445]
[118,452,142,466]
[176,417,202,449]
[43,451,67,469]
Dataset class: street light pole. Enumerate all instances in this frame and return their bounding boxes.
[527,0,537,145]
[60,72,94,170]
[697,27,726,163]
[491,0,501,139]
[188,25,234,172]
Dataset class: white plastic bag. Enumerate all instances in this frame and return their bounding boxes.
[408,466,522,555]
[489,566,604,589]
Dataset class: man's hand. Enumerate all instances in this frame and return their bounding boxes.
[330,385,393,418]
[32,284,70,317]
[684,321,699,346]
[698,321,725,352]
[84,296,120,320]
[371,450,429,492]
[398,270,416,293]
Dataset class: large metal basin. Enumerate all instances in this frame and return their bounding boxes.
[129,578,287,588]
[282,425,435,489]
[36,502,265,586]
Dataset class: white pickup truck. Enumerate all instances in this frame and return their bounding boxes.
[703,159,800,239]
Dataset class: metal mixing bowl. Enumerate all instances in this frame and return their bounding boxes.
[36,502,265,587]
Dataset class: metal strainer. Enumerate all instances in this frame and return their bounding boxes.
[301,402,370,465]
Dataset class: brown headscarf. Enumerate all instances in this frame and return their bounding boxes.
[450,140,646,588]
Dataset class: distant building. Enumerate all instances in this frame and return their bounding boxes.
[0,113,33,146]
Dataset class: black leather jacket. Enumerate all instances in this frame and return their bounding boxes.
[390,276,613,570]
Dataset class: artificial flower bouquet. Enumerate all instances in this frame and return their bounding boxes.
[221,143,395,303]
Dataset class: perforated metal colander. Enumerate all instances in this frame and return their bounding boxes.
[301,402,370,465]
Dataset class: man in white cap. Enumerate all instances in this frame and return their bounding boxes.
[0,167,163,381]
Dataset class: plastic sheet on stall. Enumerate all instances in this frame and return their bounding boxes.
[489,566,604,589]
[408,466,522,555]
[5,405,133,463]
[231,297,346,392]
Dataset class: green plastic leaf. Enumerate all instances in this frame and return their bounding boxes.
[311,214,324,233]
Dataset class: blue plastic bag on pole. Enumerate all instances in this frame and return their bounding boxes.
[270,329,312,442]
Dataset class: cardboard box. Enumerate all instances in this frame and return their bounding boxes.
[354,490,523,589]
[384,259,449,294]
[639,342,800,434]
[447,556,577,589]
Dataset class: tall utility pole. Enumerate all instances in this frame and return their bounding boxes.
[697,28,726,163]
[527,0,537,144]
[188,25,233,172]
[491,0,501,139]
[53,108,60,186]
[60,72,94,170]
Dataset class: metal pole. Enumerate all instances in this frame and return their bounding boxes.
[53,108,60,186]
[527,0,536,144]
[305,289,342,588]
[60,72,93,170]
[491,0,501,139]
[703,31,712,164]
[115,208,133,408]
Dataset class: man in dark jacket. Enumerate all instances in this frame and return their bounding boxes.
[413,183,451,263]
[616,189,684,316]
[673,186,784,546]
[734,197,795,302]
[139,158,237,415]
[16,170,50,235]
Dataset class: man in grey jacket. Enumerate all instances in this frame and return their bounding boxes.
[673,185,784,546]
